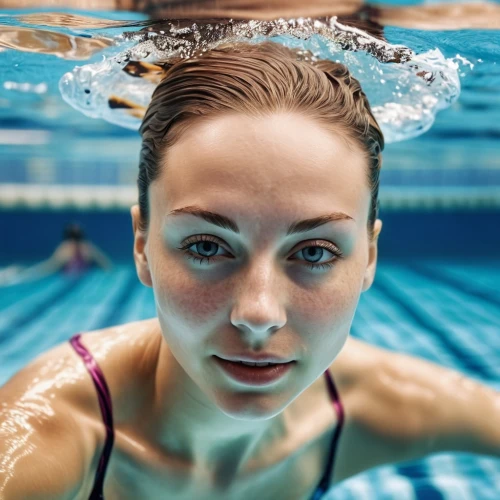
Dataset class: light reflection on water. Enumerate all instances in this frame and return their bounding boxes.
[0,9,498,140]
[0,10,472,143]
[0,7,498,208]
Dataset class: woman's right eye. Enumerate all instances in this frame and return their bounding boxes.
[177,236,228,265]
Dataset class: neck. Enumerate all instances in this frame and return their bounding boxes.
[147,330,291,482]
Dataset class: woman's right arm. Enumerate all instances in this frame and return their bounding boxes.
[5,243,72,285]
[0,351,98,499]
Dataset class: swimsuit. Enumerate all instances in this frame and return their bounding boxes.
[63,246,90,275]
[69,333,344,500]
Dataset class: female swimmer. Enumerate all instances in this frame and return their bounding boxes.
[1,42,499,500]
[1,223,112,285]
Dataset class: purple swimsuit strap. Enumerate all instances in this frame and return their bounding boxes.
[69,334,114,500]
[311,369,345,499]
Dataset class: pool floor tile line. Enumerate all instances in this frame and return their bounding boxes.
[352,298,465,371]
[97,269,142,329]
[117,284,156,324]
[0,276,88,344]
[380,267,500,356]
[0,275,60,312]
[67,268,140,334]
[407,263,500,311]
[0,271,121,360]
[371,277,496,381]
[0,276,65,329]
[356,285,471,367]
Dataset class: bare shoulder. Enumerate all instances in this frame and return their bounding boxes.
[328,335,394,401]
[333,337,486,440]
[52,241,73,259]
[2,318,160,416]
[330,335,436,437]
[328,336,444,484]
[329,336,500,484]
[53,317,162,424]
[324,337,422,484]
[0,318,161,499]
[0,336,98,498]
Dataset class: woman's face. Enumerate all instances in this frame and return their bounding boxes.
[132,112,381,419]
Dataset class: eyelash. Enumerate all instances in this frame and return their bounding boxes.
[177,235,344,271]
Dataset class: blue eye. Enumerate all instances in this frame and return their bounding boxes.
[177,235,343,270]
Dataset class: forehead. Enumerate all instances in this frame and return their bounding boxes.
[151,113,371,228]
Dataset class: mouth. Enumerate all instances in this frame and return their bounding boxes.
[213,356,296,385]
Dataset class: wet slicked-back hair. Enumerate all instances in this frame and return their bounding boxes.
[138,41,384,240]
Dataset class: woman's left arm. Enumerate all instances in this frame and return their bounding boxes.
[371,346,500,458]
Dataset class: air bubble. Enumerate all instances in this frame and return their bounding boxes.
[59,17,461,142]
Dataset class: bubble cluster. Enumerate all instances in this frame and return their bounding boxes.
[59,16,461,143]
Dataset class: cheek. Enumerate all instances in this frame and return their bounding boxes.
[172,280,227,325]
[292,264,363,328]
[151,255,228,329]
[290,263,364,364]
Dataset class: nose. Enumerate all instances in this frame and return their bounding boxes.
[229,262,286,341]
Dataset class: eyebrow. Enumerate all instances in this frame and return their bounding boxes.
[168,205,355,236]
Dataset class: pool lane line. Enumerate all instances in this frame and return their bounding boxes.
[0,275,88,344]
[371,276,495,382]
[407,263,500,311]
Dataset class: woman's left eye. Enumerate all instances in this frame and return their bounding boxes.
[177,235,343,270]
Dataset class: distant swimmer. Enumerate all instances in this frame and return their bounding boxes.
[1,222,112,285]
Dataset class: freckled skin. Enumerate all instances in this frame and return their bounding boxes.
[132,112,381,464]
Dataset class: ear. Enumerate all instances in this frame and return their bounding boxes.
[131,204,153,288]
[362,218,383,293]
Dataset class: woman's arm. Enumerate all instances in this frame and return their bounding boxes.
[0,401,92,500]
[0,345,99,500]
[16,256,63,279]
[375,347,500,458]
[331,337,500,483]
[2,244,70,285]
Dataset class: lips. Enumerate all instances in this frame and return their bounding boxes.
[213,356,295,385]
